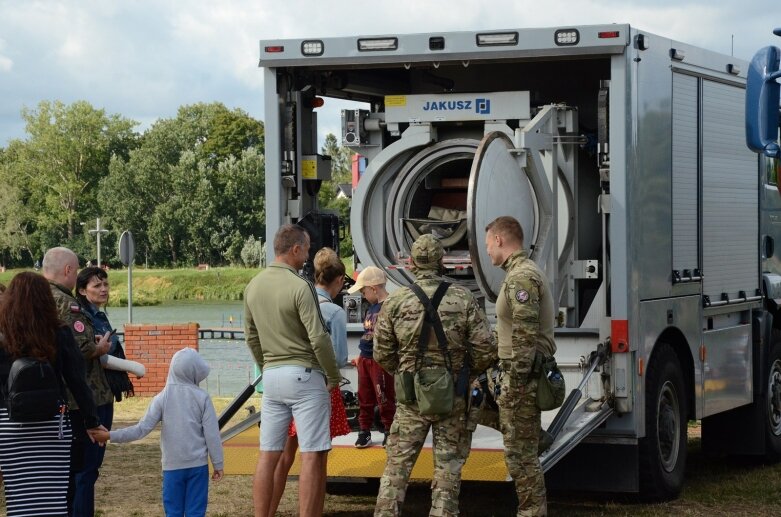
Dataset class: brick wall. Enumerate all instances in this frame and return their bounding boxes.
[123,323,199,395]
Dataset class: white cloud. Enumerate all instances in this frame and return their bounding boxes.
[0,0,778,146]
[0,38,12,72]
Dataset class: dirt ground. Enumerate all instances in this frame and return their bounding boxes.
[92,418,781,516]
[3,401,781,516]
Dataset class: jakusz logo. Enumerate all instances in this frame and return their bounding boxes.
[422,99,472,111]
[475,98,491,114]
[420,97,492,114]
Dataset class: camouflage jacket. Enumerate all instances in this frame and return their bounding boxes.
[374,270,496,377]
[50,282,113,407]
[495,250,556,376]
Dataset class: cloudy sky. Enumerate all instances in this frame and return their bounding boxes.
[0,0,778,148]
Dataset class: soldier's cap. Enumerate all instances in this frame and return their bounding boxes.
[348,266,387,294]
[410,233,444,269]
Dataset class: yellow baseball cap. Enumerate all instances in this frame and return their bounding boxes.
[348,266,387,294]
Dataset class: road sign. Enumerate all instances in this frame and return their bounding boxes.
[119,231,135,266]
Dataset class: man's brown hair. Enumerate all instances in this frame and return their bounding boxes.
[273,224,309,256]
[486,216,524,245]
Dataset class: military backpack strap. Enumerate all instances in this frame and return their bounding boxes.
[409,282,452,372]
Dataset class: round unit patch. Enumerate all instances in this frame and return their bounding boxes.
[515,290,530,303]
[73,320,85,333]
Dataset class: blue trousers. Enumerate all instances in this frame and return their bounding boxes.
[162,465,209,517]
[70,403,113,517]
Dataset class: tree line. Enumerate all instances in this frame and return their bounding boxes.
[0,100,353,268]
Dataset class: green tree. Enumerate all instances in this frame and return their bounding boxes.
[203,108,264,165]
[0,142,35,264]
[318,133,354,257]
[210,148,266,264]
[0,102,137,263]
[99,103,265,266]
[16,101,137,241]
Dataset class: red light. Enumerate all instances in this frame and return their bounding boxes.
[598,31,620,39]
[311,97,325,108]
[611,319,629,353]
[265,45,284,53]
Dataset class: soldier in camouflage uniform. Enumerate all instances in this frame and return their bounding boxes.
[484,217,556,517]
[374,234,496,517]
[42,246,113,516]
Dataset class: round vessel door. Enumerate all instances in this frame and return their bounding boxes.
[467,132,537,303]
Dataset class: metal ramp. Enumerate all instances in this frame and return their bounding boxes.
[540,343,612,473]
[218,346,615,479]
[221,410,261,442]
[218,374,262,442]
[541,400,613,472]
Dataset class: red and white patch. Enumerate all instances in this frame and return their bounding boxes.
[73,320,85,333]
[70,304,81,313]
[515,290,530,303]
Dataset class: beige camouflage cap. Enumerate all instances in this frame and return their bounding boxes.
[410,234,444,269]
[347,266,387,294]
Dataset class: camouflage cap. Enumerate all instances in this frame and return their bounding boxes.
[410,234,444,269]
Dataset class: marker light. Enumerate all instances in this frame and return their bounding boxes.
[670,48,686,61]
[301,40,324,56]
[727,63,741,75]
[264,45,284,53]
[598,31,620,39]
[555,29,579,46]
[357,38,398,51]
[476,32,519,47]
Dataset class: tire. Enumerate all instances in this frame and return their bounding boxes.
[638,343,687,501]
[765,340,781,461]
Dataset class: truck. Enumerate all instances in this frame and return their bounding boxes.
[244,24,781,500]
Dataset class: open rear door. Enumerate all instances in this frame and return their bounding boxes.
[467,131,537,302]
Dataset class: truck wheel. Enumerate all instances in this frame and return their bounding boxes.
[765,340,781,460]
[639,343,687,500]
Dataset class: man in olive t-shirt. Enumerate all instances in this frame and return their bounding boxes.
[485,216,555,517]
[244,224,340,517]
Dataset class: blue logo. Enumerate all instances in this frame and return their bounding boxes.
[475,98,491,114]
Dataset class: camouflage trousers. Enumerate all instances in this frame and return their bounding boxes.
[375,398,473,517]
[497,359,546,517]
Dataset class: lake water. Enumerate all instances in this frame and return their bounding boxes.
[107,300,361,398]
[108,301,256,398]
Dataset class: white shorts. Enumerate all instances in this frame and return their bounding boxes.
[260,366,331,452]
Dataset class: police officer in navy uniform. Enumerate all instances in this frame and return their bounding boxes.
[42,247,113,517]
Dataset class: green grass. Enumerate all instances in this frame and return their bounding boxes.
[0,267,260,307]
[0,257,356,307]
[106,267,260,306]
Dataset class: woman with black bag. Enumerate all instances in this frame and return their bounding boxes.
[0,272,105,516]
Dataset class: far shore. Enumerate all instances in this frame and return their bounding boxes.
[0,258,354,307]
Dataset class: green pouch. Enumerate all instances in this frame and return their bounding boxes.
[536,356,566,411]
[394,371,416,404]
[414,366,454,416]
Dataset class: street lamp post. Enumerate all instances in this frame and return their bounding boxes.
[88,218,109,267]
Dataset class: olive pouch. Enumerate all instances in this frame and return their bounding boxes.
[394,371,416,404]
[414,366,454,416]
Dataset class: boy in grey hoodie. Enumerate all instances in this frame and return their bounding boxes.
[94,347,224,517]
